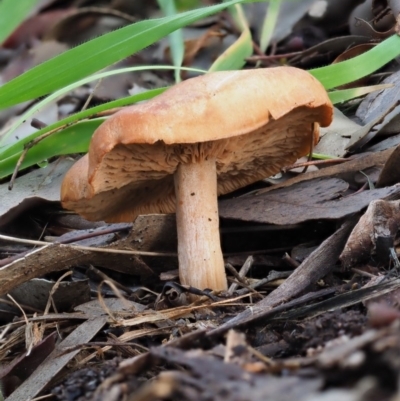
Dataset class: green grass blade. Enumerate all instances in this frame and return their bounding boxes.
[0,0,253,110]
[329,84,393,104]
[209,28,252,71]
[310,35,400,90]
[157,0,184,82]
[0,87,167,161]
[209,4,253,71]
[223,0,248,31]
[0,120,105,179]
[259,0,281,53]
[175,0,202,11]
[0,0,42,46]
[0,65,205,147]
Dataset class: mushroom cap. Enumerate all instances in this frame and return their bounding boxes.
[61,67,333,222]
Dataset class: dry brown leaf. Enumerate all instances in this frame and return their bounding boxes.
[219,178,400,225]
[6,317,107,401]
[340,199,400,268]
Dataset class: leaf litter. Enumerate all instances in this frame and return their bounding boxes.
[2,1,400,401]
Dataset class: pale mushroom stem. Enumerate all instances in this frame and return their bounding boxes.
[174,157,227,291]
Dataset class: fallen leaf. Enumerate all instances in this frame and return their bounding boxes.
[0,158,74,227]
[9,278,90,312]
[356,69,400,136]
[0,332,57,397]
[251,148,393,197]
[340,199,400,268]
[377,142,400,187]
[6,317,107,401]
[315,108,360,157]
[219,178,400,225]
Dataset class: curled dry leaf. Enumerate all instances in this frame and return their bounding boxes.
[376,141,400,187]
[340,199,400,268]
[349,0,397,38]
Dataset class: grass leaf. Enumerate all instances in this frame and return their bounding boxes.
[310,35,400,90]
[0,87,167,162]
[0,0,255,110]
[157,0,185,82]
[0,0,42,46]
[329,84,393,104]
[209,4,253,71]
[0,120,105,179]
[0,66,205,147]
[259,0,281,53]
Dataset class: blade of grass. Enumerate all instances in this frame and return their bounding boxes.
[209,3,253,71]
[0,87,167,161]
[209,28,252,71]
[157,0,184,82]
[0,0,42,46]
[310,35,400,90]
[329,84,393,104]
[311,153,340,160]
[0,0,258,110]
[259,0,281,53]
[175,0,202,10]
[0,65,206,147]
[223,0,248,31]
[0,120,105,179]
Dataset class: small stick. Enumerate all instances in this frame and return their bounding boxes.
[227,278,263,299]
[81,79,102,112]
[351,268,377,279]
[228,256,254,294]
[246,51,302,62]
[282,157,347,173]
[236,270,292,295]
[282,252,300,268]
[89,265,135,296]
[225,263,245,283]
[0,233,177,258]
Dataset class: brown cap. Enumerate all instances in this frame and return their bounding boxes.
[61,67,333,222]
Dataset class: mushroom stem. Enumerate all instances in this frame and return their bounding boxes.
[174,157,227,291]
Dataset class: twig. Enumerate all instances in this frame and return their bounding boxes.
[282,157,347,173]
[236,271,292,295]
[210,218,357,335]
[282,252,300,268]
[227,278,263,299]
[228,256,254,293]
[89,265,136,296]
[0,234,177,257]
[246,51,302,62]
[351,268,377,279]
[81,79,102,111]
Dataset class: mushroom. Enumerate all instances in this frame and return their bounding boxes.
[61,67,333,293]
